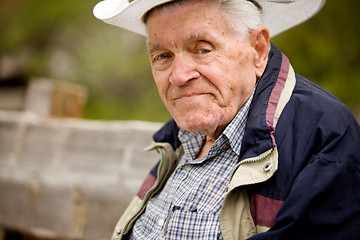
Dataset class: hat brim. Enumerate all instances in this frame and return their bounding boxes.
[93,0,326,38]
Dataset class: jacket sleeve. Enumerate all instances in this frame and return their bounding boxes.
[248,154,360,239]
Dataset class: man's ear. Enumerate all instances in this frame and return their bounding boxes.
[251,27,270,78]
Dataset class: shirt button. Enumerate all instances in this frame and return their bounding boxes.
[158,218,165,227]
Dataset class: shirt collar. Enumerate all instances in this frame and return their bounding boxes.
[222,92,253,155]
[178,90,254,159]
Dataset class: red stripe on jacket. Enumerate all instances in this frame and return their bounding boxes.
[250,193,284,228]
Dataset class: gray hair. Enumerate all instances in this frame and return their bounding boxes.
[144,0,263,36]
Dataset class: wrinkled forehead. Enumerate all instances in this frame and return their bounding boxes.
[144,0,232,42]
[144,0,226,40]
[144,0,211,39]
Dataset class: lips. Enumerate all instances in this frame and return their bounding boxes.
[174,93,207,100]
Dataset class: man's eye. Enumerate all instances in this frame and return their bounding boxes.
[157,54,170,60]
[198,49,211,54]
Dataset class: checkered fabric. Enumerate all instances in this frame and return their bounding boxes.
[130,94,253,239]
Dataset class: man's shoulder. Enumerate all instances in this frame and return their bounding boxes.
[276,73,360,159]
[290,74,356,126]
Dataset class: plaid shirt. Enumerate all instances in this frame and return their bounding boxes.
[130,94,253,240]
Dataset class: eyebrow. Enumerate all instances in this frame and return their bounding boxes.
[185,32,211,42]
[148,44,165,56]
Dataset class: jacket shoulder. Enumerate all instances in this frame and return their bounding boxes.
[285,74,358,132]
[276,73,360,166]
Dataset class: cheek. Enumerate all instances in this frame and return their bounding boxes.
[152,72,177,113]
[153,72,168,96]
[217,65,256,106]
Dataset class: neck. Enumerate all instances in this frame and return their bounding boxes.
[196,135,217,159]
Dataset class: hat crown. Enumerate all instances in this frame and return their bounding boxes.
[93,0,326,37]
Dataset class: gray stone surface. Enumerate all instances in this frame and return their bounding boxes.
[0,111,162,239]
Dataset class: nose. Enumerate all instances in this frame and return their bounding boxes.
[169,55,200,86]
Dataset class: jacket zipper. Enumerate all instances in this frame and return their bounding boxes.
[229,148,274,182]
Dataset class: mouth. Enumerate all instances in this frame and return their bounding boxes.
[175,93,207,101]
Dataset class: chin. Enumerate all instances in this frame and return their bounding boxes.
[174,112,222,133]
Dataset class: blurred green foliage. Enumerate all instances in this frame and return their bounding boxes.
[0,0,359,122]
[271,1,360,115]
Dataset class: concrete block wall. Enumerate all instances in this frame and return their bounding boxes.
[0,111,162,240]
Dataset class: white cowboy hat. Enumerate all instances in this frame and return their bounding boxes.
[93,0,326,38]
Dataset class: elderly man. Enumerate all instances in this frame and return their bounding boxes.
[93,0,360,239]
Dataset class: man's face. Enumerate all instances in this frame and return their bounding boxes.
[147,0,260,138]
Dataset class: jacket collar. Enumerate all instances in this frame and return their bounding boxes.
[240,44,295,160]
